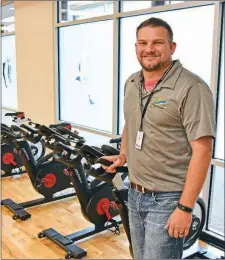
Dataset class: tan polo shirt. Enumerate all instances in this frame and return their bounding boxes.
[123,60,215,192]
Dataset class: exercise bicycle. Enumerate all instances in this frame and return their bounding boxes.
[1,112,45,178]
[84,158,207,259]
[36,130,128,259]
[1,123,82,221]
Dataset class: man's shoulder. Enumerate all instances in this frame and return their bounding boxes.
[176,66,213,99]
[124,71,141,95]
[179,67,209,88]
[126,71,141,84]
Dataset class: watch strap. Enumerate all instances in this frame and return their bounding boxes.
[177,202,193,213]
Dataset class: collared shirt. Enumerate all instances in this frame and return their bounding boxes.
[123,60,215,192]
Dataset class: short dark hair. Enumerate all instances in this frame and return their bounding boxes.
[136,17,173,42]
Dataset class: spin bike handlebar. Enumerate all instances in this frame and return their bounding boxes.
[51,141,128,173]
[86,158,128,182]
[37,129,71,151]
[28,121,41,129]
[20,124,39,134]
[1,128,23,140]
[53,141,76,154]
[57,126,85,143]
[1,124,42,146]
[109,137,122,144]
[38,125,63,138]
[1,123,11,132]
[48,134,71,146]
[49,141,102,165]
[1,125,18,144]
[15,124,42,144]
[10,125,27,136]
[96,158,128,173]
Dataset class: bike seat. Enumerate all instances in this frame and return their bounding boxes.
[5,112,25,119]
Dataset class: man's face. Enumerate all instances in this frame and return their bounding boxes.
[135,26,176,72]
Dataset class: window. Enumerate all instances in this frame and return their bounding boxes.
[58,20,113,133]
[1,3,15,33]
[208,166,224,236]
[120,1,184,12]
[120,1,152,12]
[214,12,224,161]
[1,3,17,110]
[118,5,214,134]
[1,34,18,109]
[58,1,113,23]
[207,5,225,239]
[75,129,111,147]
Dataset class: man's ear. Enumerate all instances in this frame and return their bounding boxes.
[170,42,177,55]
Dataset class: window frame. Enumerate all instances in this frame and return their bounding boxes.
[55,0,225,249]
[57,19,115,133]
[199,3,225,246]
[1,2,17,111]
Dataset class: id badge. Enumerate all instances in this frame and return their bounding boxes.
[135,130,144,150]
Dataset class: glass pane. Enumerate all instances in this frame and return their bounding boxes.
[1,35,18,110]
[58,1,113,22]
[120,1,185,12]
[208,166,224,236]
[118,5,214,134]
[121,1,152,12]
[75,129,112,147]
[215,8,224,160]
[59,20,113,133]
[1,3,15,33]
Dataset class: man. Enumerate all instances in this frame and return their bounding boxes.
[102,17,215,259]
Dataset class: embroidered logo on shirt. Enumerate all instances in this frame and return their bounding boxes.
[153,96,168,109]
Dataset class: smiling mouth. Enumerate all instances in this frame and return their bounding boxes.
[143,56,158,58]
[143,56,158,61]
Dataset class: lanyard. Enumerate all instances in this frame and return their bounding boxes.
[139,61,176,131]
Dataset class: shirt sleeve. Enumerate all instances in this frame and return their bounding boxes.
[181,83,216,142]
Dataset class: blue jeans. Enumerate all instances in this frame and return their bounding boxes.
[128,187,185,259]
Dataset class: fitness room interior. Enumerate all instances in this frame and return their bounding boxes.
[1,0,225,259]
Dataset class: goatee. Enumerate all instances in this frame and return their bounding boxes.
[140,62,162,72]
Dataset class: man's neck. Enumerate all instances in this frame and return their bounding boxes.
[143,60,173,82]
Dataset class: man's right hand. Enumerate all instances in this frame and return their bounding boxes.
[101,154,126,173]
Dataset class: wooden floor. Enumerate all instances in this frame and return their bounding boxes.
[1,173,224,259]
[1,173,130,259]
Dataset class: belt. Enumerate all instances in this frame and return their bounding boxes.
[131,182,155,194]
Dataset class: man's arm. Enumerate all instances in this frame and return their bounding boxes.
[165,135,213,238]
[165,82,215,238]
[179,136,213,208]
[179,83,215,207]
[119,125,127,159]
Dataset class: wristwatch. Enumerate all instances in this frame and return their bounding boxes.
[177,202,193,213]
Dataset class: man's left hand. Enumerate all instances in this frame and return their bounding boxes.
[165,207,192,238]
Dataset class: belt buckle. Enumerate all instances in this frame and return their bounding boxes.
[134,183,145,193]
[135,184,139,193]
